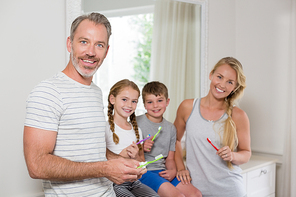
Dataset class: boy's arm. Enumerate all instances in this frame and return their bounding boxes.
[165,151,177,171]
[158,151,176,181]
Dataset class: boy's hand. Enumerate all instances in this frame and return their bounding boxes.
[158,169,176,181]
[143,137,154,152]
[126,141,139,159]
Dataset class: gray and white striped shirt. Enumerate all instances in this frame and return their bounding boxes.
[25,72,114,197]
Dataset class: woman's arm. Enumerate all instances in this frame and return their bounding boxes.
[217,107,251,165]
[231,107,251,164]
[173,99,194,184]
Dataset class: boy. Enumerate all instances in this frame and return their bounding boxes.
[137,81,202,197]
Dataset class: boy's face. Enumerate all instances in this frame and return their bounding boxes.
[144,94,170,122]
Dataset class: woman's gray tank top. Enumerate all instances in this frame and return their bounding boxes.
[185,98,246,197]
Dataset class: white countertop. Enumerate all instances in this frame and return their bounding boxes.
[240,155,277,173]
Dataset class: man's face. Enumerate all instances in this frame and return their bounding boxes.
[67,19,109,78]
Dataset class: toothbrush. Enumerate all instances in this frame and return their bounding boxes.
[137,134,151,145]
[207,138,219,151]
[151,126,162,141]
[137,154,164,169]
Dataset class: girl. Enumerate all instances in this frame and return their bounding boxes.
[105,79,159,197]
[174,57,251,197]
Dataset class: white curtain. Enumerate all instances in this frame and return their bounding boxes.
[280,0,296,196]
[150,0,201,122]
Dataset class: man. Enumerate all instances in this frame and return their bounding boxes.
[23,13,145,197]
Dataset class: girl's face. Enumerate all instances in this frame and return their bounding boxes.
[110,87,139,119]
[209,64,238,100]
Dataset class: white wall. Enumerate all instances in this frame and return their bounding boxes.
[0,0,292,196]
[235,0,290,155]
[0,0,66,196]
[207,0,290,156]
[207,1,291,194]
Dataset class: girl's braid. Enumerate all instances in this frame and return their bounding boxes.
[130,112,142,150]
[107,101,119,144]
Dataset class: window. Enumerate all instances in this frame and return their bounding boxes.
[93,12,153,116]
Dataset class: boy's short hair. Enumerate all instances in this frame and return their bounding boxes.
[142,81,168,103]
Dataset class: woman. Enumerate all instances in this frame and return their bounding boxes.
[174,57,251,197]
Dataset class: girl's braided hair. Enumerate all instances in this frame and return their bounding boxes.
[107,79,141,150]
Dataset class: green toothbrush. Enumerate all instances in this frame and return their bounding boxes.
[137,154,164,169]
[152,126,162,141]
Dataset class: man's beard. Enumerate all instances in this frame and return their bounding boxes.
[70,49,101,78]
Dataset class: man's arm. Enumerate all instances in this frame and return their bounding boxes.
[24,126,142,184]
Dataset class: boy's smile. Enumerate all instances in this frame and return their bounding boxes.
[144,94,170,123]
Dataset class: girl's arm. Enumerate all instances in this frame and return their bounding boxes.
[138,145,146,162]
[119,142,139,160]
[106,148,122,159]
[174,99,194,184]
[217,107,251,164]
[119,142,145,161]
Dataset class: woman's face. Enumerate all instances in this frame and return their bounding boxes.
[209,64,238,100]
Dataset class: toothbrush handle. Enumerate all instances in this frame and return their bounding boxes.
[152,131,160,141]
[207,138,219,151]
[137,135,151,145]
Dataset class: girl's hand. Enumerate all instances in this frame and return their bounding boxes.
[126,141,139,159]
[217,146,233,162]
[159,169,176,182]
[176,169,191,185]
[143,137,154,152]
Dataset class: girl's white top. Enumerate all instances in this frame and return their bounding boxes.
[105,122,143,154]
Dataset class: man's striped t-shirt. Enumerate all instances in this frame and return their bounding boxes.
[25,72,114,197]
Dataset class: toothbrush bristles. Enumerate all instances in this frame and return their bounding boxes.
[155,154,163,160]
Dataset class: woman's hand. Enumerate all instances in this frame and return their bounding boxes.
[176,169,192,185]
[217,146,233,162]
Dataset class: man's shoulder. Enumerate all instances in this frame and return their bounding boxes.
[34,72,64,87]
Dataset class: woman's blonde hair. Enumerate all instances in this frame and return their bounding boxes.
[210,57,246,168]
[107,79,141,150]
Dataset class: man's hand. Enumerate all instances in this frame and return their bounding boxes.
[103,157,146,184]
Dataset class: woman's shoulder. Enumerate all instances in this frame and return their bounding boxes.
[179,98,195,109]
[232,106,249,122]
